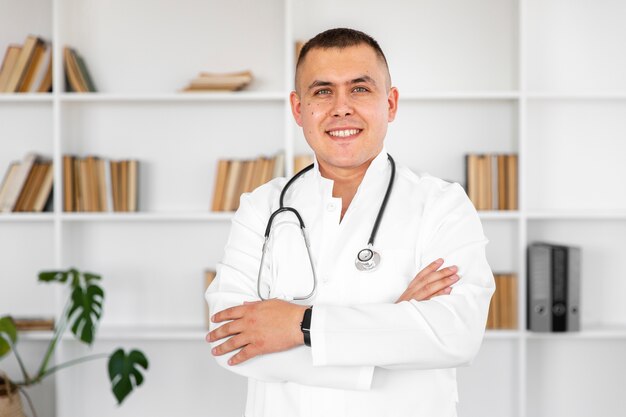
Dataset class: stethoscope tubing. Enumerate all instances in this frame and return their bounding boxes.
[257,153,395,300]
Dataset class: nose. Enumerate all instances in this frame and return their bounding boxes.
[331,89,353,117]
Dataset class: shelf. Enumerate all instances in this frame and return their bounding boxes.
[477,211,520,220]
[399,91,520,100]
[526,92,626,100]
[0,213,54,222]
[525,210,626,220]
[59,92,286,103]
[484,330,521,339]
[0,94,53,103]
[526,325,626,340]
[59,212,234,222]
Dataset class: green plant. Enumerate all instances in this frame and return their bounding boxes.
[0,268,149,412]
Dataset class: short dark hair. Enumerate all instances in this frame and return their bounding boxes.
[295,28,391,91]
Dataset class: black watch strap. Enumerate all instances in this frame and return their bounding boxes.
[300,306,313,347]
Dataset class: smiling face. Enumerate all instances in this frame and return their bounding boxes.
[290,44,399,178]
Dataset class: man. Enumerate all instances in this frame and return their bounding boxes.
[206,28,494,417]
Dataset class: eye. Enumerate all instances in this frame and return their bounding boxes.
[314,88,331,95]
[353,86,369,93]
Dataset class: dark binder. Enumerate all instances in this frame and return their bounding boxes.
[527,242,581,332]
[528,243,552,332]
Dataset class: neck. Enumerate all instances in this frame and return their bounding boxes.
[318,159,373,220]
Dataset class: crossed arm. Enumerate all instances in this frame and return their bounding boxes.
[207,258,460,366]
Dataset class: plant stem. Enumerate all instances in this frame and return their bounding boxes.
[36,352,110,382]
[35,296,72,379]
[8,339,31,383]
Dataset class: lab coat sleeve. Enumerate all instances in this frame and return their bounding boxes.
[205,189,375,390]
[310,181,495,370]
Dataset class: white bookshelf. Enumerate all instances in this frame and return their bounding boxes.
[1,0,625,416]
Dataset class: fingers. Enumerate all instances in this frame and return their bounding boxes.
[228,345,257,366]
[421,271,459,296]
[211,333,247,357]
[211,304,248,323]
[207,319,243,343]
[408,263,458,292]
[414,258,444,280]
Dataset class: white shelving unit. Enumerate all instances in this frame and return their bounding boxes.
[1,0,625,416]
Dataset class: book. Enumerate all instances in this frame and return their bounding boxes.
[211,160,230,212]
[465,153,518,211]
[486,273,517,330]
[183,70,253,92]
[18,41,46,92]
[527,242,581,332]
[110,160,120,212]
[127,160,138,212]
[13,317,55,331]
[1,153,39,213]
[222,159,242,211]
[5,35,43,92]
[63,155,75,212]
[506,154,518,210]
[35,43,53,92]
[0,163,20,210]
[64,47,87,92]
[74,52,97,92]
[62,156,139,213]
[0,45,22,92]
[31,162,54,212]
[13,161,41,211]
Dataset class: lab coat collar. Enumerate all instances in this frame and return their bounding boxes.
[311,145,390,194]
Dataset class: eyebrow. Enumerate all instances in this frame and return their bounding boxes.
[307,75,377,91]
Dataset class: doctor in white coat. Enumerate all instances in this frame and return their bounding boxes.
[206,28,495,417]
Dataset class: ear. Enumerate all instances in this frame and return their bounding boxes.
[387,87,399,122]
[290,91,303,127]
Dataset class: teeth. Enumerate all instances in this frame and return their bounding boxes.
[328,129,360,137]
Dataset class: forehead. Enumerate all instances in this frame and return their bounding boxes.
[297,44,387,87]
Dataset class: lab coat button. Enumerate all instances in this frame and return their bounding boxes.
[326,203,336,212]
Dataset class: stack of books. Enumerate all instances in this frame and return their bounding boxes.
[182,70,253,92]
[0,153,54,213]
[486,273,518,330]
[211,154,314,212]
[12,317,55,331]
[63,155,138,212]
[465,153,518,210]
[527,242,581,332]
[0,35,53,93]
[64,46,96,92]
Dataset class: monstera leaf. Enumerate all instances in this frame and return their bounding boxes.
[39,268,104,344]
[0,316,17,358]
[108,349,149,404]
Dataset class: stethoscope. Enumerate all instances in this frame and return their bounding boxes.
[257,154,396,301]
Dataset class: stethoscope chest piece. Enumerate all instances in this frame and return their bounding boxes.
[355,247,381,272]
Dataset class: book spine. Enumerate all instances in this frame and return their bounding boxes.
[567,246,581,332]
[551,246,568,332]
[63,155,74,212]
[527,244,552,332]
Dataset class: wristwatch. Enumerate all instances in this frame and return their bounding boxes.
[300,306,313,347]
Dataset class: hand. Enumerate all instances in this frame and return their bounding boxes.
[206,299,308,366]
[395,258,459,304]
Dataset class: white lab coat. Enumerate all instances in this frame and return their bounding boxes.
[205,148,495,417]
